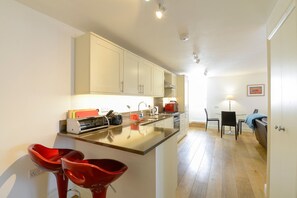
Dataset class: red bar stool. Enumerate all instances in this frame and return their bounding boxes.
[27,144,84,198]
[61,158,128,198]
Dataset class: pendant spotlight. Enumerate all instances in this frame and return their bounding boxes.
[193,52,200,64]
[156,3,166,19]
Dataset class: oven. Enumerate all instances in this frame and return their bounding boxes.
[173,112,180,129]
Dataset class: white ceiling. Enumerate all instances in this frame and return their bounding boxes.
[16,0,277,76]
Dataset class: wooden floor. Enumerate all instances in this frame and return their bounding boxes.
[176,127,267,198]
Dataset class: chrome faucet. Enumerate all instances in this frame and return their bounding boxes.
[138,101,147,118]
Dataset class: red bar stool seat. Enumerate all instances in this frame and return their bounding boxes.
[27,144,84,198]
[61,158,128,198]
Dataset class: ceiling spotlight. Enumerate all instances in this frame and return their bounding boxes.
[156,3,166,19]
[204,69,208,76]
[145,0,150,2]
[180,33,189,41]
[193,52,198,58]
[193,52,200,64]
[194,58,200,64]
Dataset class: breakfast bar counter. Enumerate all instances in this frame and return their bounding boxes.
[57,116,178,198]
[58,124,179,155]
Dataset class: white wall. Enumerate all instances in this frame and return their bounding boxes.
[71,95,153,115]
[188,72,268,131]
[0,1,153,197]
[0,1,82,197]
[188,74,207,122]
[206,73,268,130]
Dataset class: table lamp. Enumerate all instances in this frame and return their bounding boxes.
[226,95,234,111]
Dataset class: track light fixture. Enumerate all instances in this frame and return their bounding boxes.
[204,69,208,76]
[156,3,166,19]
[193,52,200,64]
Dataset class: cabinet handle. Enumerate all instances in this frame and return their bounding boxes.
[275,125,286,132]
[142,85,144,94]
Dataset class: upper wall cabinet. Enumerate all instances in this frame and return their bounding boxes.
[138,58,153,96]
[75,32,124,94]
[164,71,176,97]
[123,51,139,95]
[75,32,164,96]
[123,51,152,96]
[152,65,164,97]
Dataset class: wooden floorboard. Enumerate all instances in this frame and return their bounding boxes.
[176,127,267,198]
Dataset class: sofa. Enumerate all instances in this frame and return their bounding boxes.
[254,117,267,149]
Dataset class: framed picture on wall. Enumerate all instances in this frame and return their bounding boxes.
[247,84,265,96]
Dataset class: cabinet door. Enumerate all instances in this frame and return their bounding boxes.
[176,75,189,112]
[90,35,123,94]
[269,5,297,197]
[123,51,139,95]
[139,60,152,96]
[153,66,164,97]
[164,72,177,97]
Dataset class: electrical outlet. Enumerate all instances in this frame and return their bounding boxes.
[29,167,44,178]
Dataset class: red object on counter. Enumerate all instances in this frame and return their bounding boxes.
[75,109,99,118]
[164,101,178,113]
[130,113,139,121]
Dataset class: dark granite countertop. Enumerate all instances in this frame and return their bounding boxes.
[58,115,179,155]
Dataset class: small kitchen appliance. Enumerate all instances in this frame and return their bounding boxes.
[67,116,109,134]
[150,106,159,116]
[164,101,178,113]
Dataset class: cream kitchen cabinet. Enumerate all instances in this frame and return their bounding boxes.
[152,65,164,97]
[75,32,124,94]
[138,59,153,96]
[177,112,188,141]
[164,71,177,97]
[154,117,174,128]
[75,32,164,97]
[123,51,139,95]
[123,51,152,96]
[177,75,189,113]
[176,75,189,140]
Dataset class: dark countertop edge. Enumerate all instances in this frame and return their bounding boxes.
[58,128,179,155]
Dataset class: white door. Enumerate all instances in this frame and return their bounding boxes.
[269,5,297,197]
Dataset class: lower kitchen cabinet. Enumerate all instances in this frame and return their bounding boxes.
[178,112,189,141]
[155,117,173,128]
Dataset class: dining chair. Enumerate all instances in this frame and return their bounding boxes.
[221,111,238,140]
[204,108,220,132]
[238,109,258,134]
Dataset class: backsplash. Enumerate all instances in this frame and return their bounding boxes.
[71,94,154,115]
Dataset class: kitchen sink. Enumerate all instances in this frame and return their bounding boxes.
[136,114,170,126]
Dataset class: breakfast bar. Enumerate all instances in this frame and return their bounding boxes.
[58,117,179,198]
